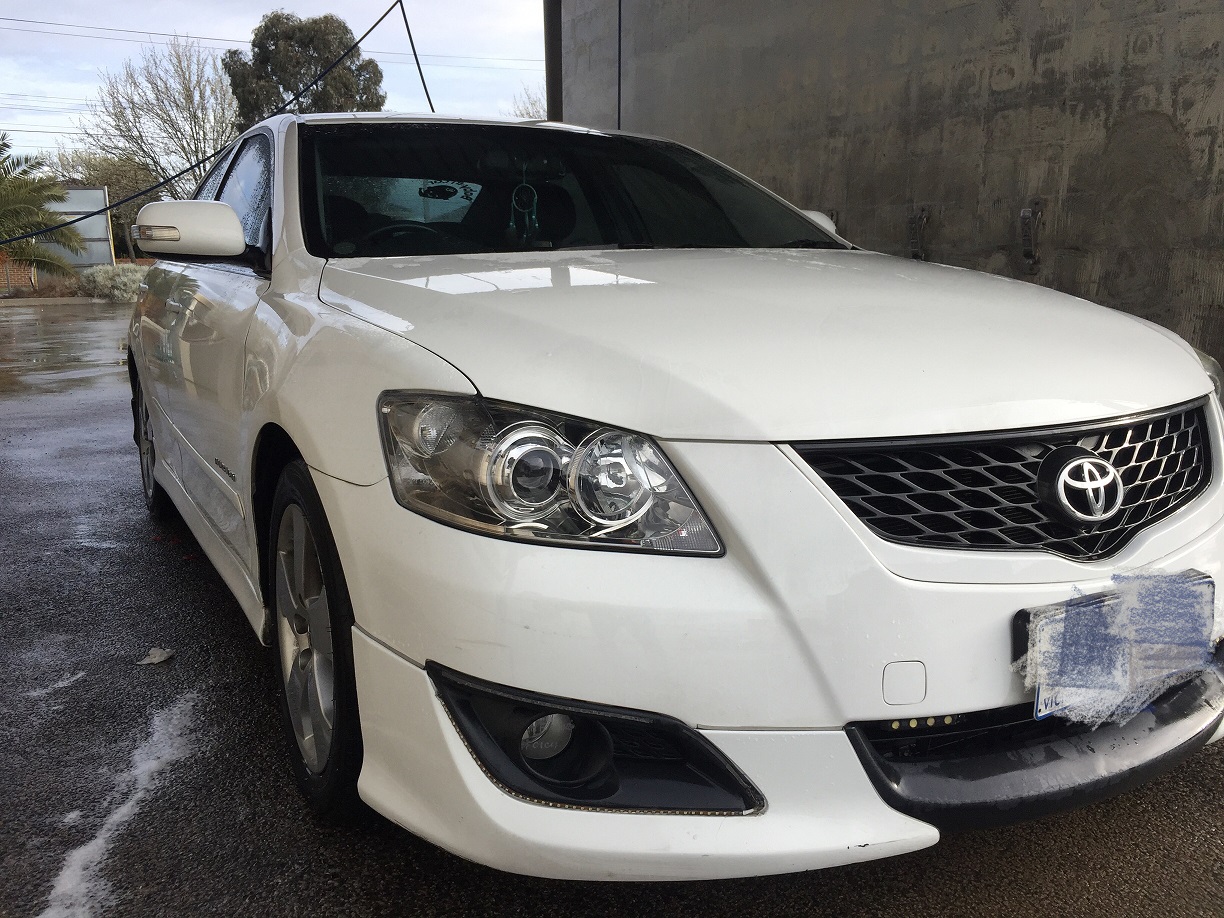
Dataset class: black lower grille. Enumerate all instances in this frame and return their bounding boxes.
[846,663,1224,830]
[852,704,1075,763]
[793,400,1212,560]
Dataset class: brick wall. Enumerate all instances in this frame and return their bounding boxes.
[0,255,36,293]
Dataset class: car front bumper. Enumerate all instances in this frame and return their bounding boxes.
[312,436,1224,880]
[351,630,940,880]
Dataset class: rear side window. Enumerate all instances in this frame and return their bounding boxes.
[217,134,273,248]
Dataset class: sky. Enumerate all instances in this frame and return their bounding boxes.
[0,0,546,157]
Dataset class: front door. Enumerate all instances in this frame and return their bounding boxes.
[161,132,273,569]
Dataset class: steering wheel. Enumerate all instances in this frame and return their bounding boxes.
[359,220,449,245]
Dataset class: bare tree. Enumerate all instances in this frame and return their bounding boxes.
[76,37,238,201]
[507,82,548,120]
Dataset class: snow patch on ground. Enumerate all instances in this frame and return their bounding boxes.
[27,672,86,699]
[61,811,82,826]
[38,693,198,918]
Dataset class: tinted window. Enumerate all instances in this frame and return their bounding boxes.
[298,123,840,258]
[218,134,272,248]
[328,177,482,225]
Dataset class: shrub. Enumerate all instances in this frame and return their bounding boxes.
[35,275,81,298]
[78,264,148,302]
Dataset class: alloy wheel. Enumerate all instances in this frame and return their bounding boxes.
[138,395,157,502]
[275,503,336,775]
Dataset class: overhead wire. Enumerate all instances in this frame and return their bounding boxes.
[0,26,541,70]
[0,91,94,102]
[397,2,434,113]
[0,0,439,247]
[0,18,543,65]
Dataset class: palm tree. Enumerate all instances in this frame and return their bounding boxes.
[0,133,84,277]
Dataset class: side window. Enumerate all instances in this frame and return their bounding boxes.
[217,134,273,248]
[194,150,232,201]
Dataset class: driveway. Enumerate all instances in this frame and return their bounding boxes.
[1,301,1220,917]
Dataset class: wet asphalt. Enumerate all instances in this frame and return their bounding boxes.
[1,301,1222,918]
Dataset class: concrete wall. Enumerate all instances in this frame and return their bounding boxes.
[561,0,1224,359]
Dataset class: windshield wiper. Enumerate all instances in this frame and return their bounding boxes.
[617,242,656,249]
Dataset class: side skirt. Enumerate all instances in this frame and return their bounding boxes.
[154,454,272,645]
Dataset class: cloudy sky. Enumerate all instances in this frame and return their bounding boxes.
[0,0,545,157]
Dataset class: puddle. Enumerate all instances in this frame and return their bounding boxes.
[0,304,131,396]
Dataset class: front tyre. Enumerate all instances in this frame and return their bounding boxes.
[270,460,364,817]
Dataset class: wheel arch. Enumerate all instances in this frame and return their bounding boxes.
[251,422,304,639]
[126,349,140,446]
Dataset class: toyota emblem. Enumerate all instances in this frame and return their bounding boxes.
[1036,446,1125,527]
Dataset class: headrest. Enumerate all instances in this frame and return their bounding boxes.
[324,195,369,240]
[534,184,576,243]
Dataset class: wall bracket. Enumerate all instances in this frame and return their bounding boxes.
[907,208,929,261]
[1020,200,1043,274]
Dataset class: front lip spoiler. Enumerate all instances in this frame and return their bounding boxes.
[846,655,1224,831]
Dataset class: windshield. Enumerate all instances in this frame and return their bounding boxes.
[297,122,842,258]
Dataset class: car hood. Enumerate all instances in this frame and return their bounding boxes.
[318,249,1210,441]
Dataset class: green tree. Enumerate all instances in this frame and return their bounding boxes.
[223,12,386,132]
[52,149,160,259]
[0,134,84,277]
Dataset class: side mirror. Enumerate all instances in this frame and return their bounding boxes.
[133,201,246,257]
[802,210,840,238]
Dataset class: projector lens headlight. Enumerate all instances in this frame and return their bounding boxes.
[377,393,722,554]
[485,425,567,521]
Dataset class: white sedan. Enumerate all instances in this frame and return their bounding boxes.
[129,112,1224,881]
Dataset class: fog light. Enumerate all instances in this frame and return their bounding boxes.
[520,714,613,788]
[520,713,574,760]
[429,662,765,813]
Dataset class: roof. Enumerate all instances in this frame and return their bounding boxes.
[281,111,597,134]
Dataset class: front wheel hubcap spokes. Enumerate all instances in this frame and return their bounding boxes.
[276,504,335,774]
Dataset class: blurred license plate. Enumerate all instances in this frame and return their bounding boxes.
[1017,569,1215,721]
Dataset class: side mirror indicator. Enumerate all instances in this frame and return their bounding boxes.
[133,225,181,243]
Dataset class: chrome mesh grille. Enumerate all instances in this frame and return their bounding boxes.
[793,402,1212,560]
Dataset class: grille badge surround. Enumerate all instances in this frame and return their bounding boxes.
[1036,445,1124,529]
[791,400,1211,561]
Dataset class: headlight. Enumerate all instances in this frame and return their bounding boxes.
[377,392,723,554]
[1193,347,1223,400]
